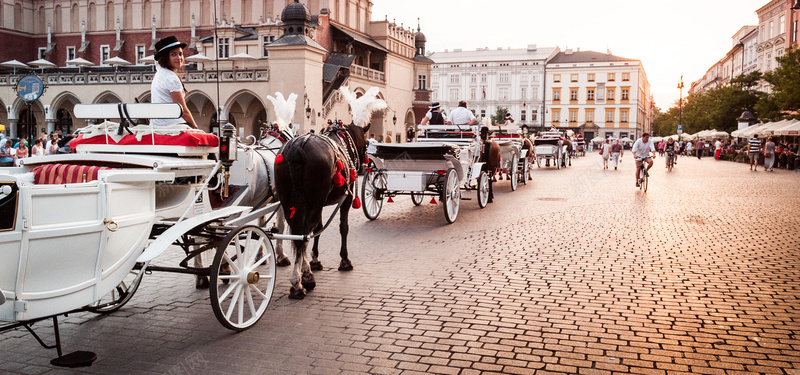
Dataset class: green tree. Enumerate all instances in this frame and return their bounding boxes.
[652,105,681,136]
[759,47,800,120]
[492,107,509,124]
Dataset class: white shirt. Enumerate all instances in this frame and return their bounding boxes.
[632,138,655,159]
[447,107,476,126]
[150,65,185,126]
[367,138,378,154]
[715,140,722,150]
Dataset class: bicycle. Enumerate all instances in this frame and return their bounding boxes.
[636,156,651,192]
[666,151,676,172]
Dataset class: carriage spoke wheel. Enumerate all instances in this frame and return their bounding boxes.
[210,225,276,331]
[510,155,518,191]
[442,169,461,223]
[86,262,145,314]
[362,170,386,220]
[557,152,562,170]
[522,159,529,185]
[411,191,424,206]
[477,171,489,208]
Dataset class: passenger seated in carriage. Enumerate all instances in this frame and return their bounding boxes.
[151,36,198,129]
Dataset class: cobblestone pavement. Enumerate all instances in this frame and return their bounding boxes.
[2,153,799,375]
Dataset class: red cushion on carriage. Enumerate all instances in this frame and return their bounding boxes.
[69,132,219,148]
[31,164,114,184]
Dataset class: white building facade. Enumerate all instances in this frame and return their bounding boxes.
[428,45,559,129]
[545,50,652,141]
[755,0,789,93]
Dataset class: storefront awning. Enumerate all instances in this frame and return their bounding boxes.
[331,24,390,53]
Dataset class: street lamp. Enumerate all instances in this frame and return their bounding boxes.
[677,75,684,136]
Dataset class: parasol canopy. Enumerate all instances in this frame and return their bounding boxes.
[1,59,29,74]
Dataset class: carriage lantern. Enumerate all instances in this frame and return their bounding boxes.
[219,123,238,198]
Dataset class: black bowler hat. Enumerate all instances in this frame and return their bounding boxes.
[155,36,187,60]
[429,102,440,109]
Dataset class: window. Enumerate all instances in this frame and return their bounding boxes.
[569,109,578,123]
[570,74,578,82]
[552,88,561,102]
[418,75,427,90]
[587,73,595,82]
[480,109,486,118]
[471,74,477,83]
[587,88,595,101]
[531,109,537,122]
[622,72,630,81]
[480,74,487,83]
[100,45,110,65]
[621,88,630,101]
[470,88,476,100]
[432,74,439,84]
[38,48,47,60]
[481,87,486,99]
[553,74,561,83]
[499,87,509,100]
[552,109,560,123]
[218,37,230,58]
[570,89,578,102]
[135,45,146,64]
[449,88,459,101]
[607,88,615,101]
[521,73,528,82]
[449,75,460,84]
[521,87,527,100]
[585,109,594,123]
[605,109,614,123]
[499,73,509,83]
[767,52,772,70]
[521,110,526,121]
[794,21,798,43]
[532,86,539,100]
[769,21,774,39]
[620,109,629,123]
[66,46,76,65]
[262,36,274,57]
[607,73,615,82]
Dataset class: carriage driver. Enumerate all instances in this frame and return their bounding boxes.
[446,100,478,135]
[420,102,445,125]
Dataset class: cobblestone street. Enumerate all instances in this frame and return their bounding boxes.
[2,153,799,375]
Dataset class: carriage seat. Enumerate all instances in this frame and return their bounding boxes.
[29,164,114,185]
[69,122,219,156]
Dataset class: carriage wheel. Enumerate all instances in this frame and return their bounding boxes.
[477,171,489,208]
[557,153,562,170]
[86,262,146,314]
[361,170,385,220]
[510,155,518,191]
[442,169,460,223]
[210,225,276,331]
[411,191,424,206]
[521,159,529,185]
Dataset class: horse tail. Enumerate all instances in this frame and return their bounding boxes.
[282,139,308,230]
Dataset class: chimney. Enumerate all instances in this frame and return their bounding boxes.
[527,44,537,51]
[565,49,573,55]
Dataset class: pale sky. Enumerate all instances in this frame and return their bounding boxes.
[371,0,762,112]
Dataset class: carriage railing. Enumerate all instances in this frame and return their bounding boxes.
[73,103,184,146]
[417,124,477,145]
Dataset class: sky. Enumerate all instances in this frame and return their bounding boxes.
[371,0,764,112]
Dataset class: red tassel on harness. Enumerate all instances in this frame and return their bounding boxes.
[334,172,346,187]
[363,157,370,165]
[350,168,357,182]
[352,196,361,209]
[430,197,437,204]
[289,206,296,219]
[336,160,344,171]
[387,196,394,203]
[275,154,284,164]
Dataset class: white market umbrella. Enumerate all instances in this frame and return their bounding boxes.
[65,57,94,72]
[650,136,663,143]
[1,59,29,74]
[771,119,800,136]
[590,136,605,143]
[228,52,257,69]
[28,59,56,71]
[139,55,155,64]
[620,137,633,144]
[104,56,131,72]
[185,53,214,70]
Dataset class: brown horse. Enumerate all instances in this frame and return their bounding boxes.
[480,127,501,203]
[521,137,534,180]
[561,137,573,167]
[273,122,369,299]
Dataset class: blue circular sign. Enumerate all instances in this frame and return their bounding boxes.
[15,74,45,102]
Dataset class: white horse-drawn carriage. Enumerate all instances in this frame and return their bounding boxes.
[0,102,299,367]
[361,124,489,224]
[487,124,531,188]
[534,131,569,169]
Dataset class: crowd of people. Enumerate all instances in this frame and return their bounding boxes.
[0,130,73,166]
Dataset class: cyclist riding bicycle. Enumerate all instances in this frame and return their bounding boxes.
[632,133,656,187]
[665,137,678,168]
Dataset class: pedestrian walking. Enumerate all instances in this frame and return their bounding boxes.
[764,137,776,172]
[748,134,761,171]
[695,139,704,159]
[367,133,378,155]
[685,140,692,155]
[714,138,722,160]
[600,139,611,169]
[610,139,623,170]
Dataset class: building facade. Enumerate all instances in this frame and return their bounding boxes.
[545,50,652,141]
[0,0,430,145]
[428,45,559,130]
[755,0,791,93]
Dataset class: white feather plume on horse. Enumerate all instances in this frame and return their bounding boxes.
[339,86,387,127]
[266,92,298,132]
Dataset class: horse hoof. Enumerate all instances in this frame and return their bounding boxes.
[309,260,323,271]
[289,286,306,300]
[276,255,292,267]
[196,276,209,289]
[338,259,354,271]
[301,273,316,291]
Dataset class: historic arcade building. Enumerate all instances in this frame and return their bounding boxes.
[0,0,433,143]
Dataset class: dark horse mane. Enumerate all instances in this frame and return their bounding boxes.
[273,122,369,299]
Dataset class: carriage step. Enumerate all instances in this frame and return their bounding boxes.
[461,197,472,200]
[51,351,97,368]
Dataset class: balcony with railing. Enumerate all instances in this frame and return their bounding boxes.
[0,67,270,87]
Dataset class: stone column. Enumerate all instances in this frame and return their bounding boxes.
[46,119,56,134]
[7,119,17,139]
